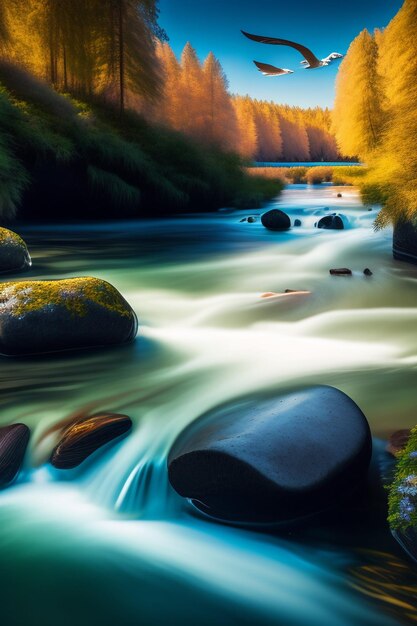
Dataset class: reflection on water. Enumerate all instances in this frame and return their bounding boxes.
[350,550,417,623]
[0,185,416,625]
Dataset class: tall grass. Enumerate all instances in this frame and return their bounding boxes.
[247,164,367,186]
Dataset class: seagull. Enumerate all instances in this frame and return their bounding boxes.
[253,61,294,76]
[242,31,343,69]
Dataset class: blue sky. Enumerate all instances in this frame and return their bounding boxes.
[158,0,403,108]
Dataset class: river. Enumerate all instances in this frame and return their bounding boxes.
[0,184,416,626]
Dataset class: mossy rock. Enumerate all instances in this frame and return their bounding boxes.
[0,277,138,356]
[0,228,31,274]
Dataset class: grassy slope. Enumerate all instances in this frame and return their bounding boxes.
[0,62,282,221]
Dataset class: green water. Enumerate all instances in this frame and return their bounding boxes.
[0,185,416,626]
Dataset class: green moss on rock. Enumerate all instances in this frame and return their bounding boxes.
[0,227,27,249]
[0,277,132,318]
[388,427,417,531]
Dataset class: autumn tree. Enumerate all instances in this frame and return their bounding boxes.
[233,95,257,160]
[201,52,238,150]
[333,29,385,160]
[372,0,417,224]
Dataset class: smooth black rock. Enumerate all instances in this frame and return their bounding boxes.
[168,386,372,524]
[261,209,291,232]
[363,268,373,276]
[294,219,302,227]
[0,424,30,487]
[0,228,31,274]
[0,277,138,356]
[330,268,352,276]
[317,215,344,230]
[51,413,132,469]
[247,216,257,223]
[393,219,417,265]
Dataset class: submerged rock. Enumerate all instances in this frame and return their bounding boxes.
[330,268,352,276]
[0,424,30,487]
[0,277,138,355]
[239,218,247,223]
[0,228,31,274]
[168,386,372,524]
[261,209,291,231]
[317,215,344,230]
[260,290,310,299]
[51,413,132,469]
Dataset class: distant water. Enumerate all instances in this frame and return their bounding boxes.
[254,161,362,167]
[0,184,416,626]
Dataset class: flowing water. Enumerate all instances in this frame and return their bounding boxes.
[1,184,417,626]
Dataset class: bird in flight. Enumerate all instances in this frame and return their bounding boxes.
[242,31,343,73]
[254,61,294,76]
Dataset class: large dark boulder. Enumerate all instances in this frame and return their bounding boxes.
[261,209,291,231]
[0,228,31,274]
[317,215,344,230]
[0,424,30,487]
[0,277,138,356]
[51,413,132,469]
[393,219,417,265]
[168,386,372,524]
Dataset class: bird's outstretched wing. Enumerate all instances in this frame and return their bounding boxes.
[253,61,292,76]
[242,31,321,68]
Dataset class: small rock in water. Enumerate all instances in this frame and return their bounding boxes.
[51,413,132,469]
[294,219,302,227]
[363,268,373,276]
[261,209,291,231]
[330,268,352,276]
[239,218,247,223]
[247,216,257,223]
[0,228,31,274]
[168,386,372,524]
[317,215,344,230]
[337,193,343,198]
[0,277,138,356]
[368,208,372,211]
[0,424,30,487]
[387,429,411,457]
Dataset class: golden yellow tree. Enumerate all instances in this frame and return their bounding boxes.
[333,29,385,160]
[201,52,238,151]
[372,0,417,224]
[232,95,258,160]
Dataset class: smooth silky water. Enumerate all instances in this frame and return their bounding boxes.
[1,184,416,625]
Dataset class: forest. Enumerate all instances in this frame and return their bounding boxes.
[0,0,340,220]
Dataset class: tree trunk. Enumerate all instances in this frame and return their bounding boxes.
[118,0,125,116]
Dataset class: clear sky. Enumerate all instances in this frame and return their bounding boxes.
[158,0,403,108]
